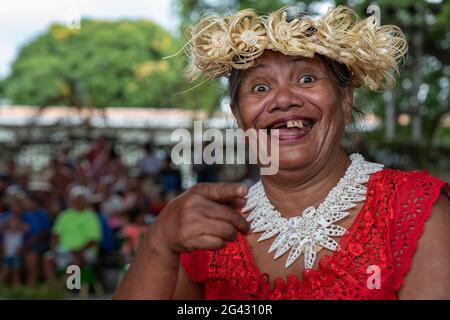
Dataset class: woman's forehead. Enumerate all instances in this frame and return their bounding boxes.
[243,51,323,76]
[255,50,312,62]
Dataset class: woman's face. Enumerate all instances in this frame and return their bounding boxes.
[233,50,353,171]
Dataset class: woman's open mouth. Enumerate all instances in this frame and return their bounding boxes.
[266,117,315,143]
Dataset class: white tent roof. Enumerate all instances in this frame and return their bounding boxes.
[0,106,209,129]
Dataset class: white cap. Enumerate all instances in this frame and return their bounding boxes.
[69,185,93,203]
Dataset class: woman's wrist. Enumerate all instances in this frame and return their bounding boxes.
[143,225,180,266]
[113,225,181,300]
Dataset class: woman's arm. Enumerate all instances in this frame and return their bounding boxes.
[398,192,450,299]
[113,227,181,299]
[172,260,203,299]
[113,225,204,299]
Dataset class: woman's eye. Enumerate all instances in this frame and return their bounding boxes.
[253,84,269,93]
[299,75,315,84]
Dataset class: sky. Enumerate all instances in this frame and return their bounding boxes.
[0,0,178,78]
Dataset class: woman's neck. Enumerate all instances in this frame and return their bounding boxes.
[260,148,351,217]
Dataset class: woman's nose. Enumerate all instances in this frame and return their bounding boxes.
[267,84,304,112]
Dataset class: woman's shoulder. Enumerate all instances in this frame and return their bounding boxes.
[368,167,448,227]
[372,168,450,297]
[373,166,447,181]
[397,189,450,298]
[370,167,449,200]
[373,166,449,226]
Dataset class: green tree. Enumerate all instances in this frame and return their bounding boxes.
[1,19,223,111]
[176,0,318,26]
[348,1,450,161]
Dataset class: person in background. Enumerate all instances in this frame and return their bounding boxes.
[99,183,126,232]
[160,157,182,195]
[55,146,75,169]
[91,195,115,256]
[13,167,31,193]
[95,145,128,193]
[148,189,167,216]
[0,188,28,225]
[136,142,163,179]
[22,192,51,287]
[127,173,151,215]
[86,135,108,165]
[120,207,148,263]
[45,157,74,210]
[193,143,221,183]
[0,175,11,210]
[43,186,101,285]
[2,159,17,185]
[0,209,29,287]
[27,180,57,222]
[0,189,25,278]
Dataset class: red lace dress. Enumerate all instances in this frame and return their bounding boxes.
[181,169,449,300]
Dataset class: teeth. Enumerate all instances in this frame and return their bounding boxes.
[286,120,304,128]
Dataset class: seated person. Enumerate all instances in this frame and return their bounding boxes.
[44,186,102,285]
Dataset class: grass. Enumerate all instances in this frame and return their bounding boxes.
[0,283,70,300]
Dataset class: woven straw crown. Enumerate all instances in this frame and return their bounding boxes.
[183,5,408,91]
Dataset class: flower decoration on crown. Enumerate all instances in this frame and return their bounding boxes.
[228,9,267,69]
[265,9,315,58]
[182,5,408,91]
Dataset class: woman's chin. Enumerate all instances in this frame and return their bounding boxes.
[276,149,317,171]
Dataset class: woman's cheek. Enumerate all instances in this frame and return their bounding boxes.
[239,98,265,129]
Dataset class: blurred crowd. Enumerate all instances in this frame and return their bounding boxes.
[0,136,187,293]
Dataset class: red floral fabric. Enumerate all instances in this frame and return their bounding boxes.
[181,169,449,299]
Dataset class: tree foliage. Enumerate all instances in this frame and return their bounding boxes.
[349,0,450,151]
[1,19,223,110]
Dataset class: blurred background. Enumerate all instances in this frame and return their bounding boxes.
[0,0,448,298]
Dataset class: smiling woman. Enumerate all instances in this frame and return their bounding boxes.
[113,6,450,300]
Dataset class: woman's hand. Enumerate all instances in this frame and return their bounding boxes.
[113,182,249,299]
[147,182,250,256]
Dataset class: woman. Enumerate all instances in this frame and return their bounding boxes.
[114,6,450,299]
